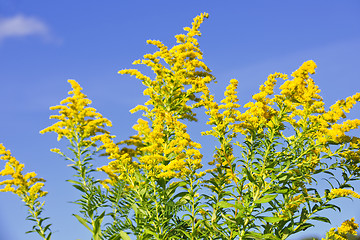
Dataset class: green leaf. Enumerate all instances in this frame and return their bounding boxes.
[108,235,120,240]
[172,191,188,200]
[294,223,314,233]
[72,184,85,193]
[244,168,256,184]
[178,195,190,205]
[67,179,82,185]
[320,203,341,212]
[244,231,267,240]
[144,229,157,237]
[263,216,283,223]
[178,229,192,239]
[311,216,331,224]
[34,228,46,237]
[119,231,131,240]
[93,211,105,238]
[43,223,52,233]
[211,209,217,222]
[217,201,233,208]
[131,203,138,215]
[299,207,309,222]
[275,188,289,194]
[73,214,92,232]
[254,194,278,204]
[46,232,52,240]
[234,202,245,213]
[220,212,236,223]
[259,233,281,240]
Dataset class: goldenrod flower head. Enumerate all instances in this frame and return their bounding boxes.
[40,79,112,141]
[328,188,360,199]
[279,61,321,106]
[325,218,359,240]
[202,78,241,144]
[0,144,47,204]
[323,93,360,124]
[119,13,214,123]
[92,133,140,189]
[117,14,214,180]
[279,194,307,220]
[50,148,61,154]
[337,218,359,236]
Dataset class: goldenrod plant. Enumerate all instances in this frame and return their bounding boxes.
[0,144,51,240]
[1,12,360,240]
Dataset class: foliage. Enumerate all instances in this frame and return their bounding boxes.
[1,12,360,240]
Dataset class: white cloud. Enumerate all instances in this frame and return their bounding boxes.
[0,14,51,42]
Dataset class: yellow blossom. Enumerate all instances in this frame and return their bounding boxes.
[0,144,47,204]
[279,194,307,220]
[40,79,112,141]
[328,188,360,199]
[118,13,213,180]
[325,218,359,240]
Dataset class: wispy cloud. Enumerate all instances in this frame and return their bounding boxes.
[0,14,53,43]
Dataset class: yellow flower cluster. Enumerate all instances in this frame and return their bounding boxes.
[130,109,203,179]
[340,137,360,166]
[274,61,324,129]
[324,93,360,124]
[240,60,359,148]
[201,79,241,183]
[0,144,47,204]
[204,79,240,133]
[200,59,359,189]
[276,60,360,145]
[119,13,213,122]
[117,13,212,179]
[336,218,359,236]
[278,194,307,220]
[311,92,360,145]
[280,60,319,103]
[236,72,288,133]
[328,188,360,199]
[326,218,359,240]
[92,134,139,189]
[320,92,360,143]
[326,119,360,144]
[40,80,112,141]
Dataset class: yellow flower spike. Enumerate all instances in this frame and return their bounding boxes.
[234,72,290,134]
[337,218,359,236]
[323,92,360,124]
[0,144,47,203]
[130,105,149,114]
[93,133,139,189]
[40,79,112,141]
[118,15,214,180]
[279,61,321,107]
[324,218,359,240]
[291,60,317,79]
[328,188,360,199]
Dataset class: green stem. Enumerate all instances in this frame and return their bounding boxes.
[28,202,50,240]
[189,176,196,240]
[73,130,103,240]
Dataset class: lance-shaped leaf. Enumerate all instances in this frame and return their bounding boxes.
[310,216,331,224]
[254,194,278,204]
[73,214,92,232]
[217,201,234,208]
[119,231,131,240]
[263,216,283,223]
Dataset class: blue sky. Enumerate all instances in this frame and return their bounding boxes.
[0,1,360,239]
